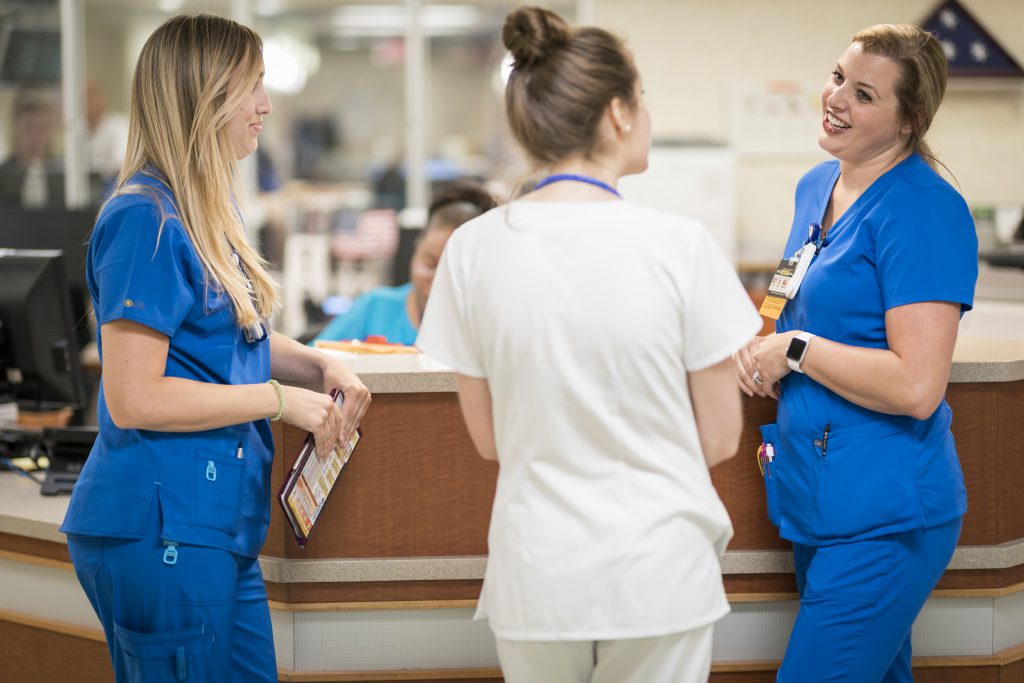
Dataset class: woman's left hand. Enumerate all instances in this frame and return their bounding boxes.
[322,360,371,448]
[753,331,801,399]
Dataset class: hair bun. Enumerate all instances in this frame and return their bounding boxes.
[502,6,570,69]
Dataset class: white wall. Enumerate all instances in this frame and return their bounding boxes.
[595,0,1024,256]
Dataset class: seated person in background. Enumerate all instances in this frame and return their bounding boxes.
[313,181,495,346]
[0,85,64,208]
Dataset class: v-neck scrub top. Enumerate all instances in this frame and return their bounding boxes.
[60,171,275,559]
[416,201,762,641]
[769,154,978,547]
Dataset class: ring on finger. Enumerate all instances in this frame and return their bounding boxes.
[752,370,764,386]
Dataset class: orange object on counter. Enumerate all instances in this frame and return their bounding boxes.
[313,339,419,355]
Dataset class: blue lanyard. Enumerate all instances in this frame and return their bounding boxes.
[534,173,622,198]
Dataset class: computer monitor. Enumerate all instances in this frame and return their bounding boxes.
[0,249,87,410]
[0,206,97,350]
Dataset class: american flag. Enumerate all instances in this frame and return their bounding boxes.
[921,0,1024,78]
[330,209,399,261]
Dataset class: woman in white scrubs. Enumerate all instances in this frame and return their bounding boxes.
[416,6,762,682]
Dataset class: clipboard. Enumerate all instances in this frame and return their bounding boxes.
[277,388,362,547]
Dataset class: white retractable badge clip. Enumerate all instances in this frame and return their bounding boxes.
[786,223,823,300]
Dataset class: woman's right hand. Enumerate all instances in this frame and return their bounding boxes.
[280,385,345,460]
[734,336,768,398]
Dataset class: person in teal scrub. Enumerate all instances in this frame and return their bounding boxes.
[313,181,495,346]
[734,24,978,682]
[60,15,371,682]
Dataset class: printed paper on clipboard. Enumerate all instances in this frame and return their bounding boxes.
[277,388,362,547]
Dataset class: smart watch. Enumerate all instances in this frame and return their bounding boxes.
[786,332,816,374]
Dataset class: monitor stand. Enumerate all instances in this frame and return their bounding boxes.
[40,459,84,495]
[40,426,97,496]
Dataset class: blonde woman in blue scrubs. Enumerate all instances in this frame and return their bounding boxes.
[735,25,977,682]
[60,15,370,682]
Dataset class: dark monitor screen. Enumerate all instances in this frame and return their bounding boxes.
[0,248,87,409]
[0,206,97,349]
[0,26,61,84]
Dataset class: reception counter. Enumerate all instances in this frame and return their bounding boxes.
[2,339,1023,682]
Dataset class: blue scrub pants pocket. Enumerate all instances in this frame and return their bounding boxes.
[114,622,214,682]
[758,423,781,526]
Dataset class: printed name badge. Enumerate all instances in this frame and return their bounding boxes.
[758,258,796,320]
[758,243,815,320]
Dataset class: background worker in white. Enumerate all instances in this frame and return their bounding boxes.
[416,6,762,682]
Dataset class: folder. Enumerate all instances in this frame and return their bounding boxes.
[277,388,362,547]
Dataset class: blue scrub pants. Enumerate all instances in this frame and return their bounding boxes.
[67,502,277,683]
[778,517,961,683]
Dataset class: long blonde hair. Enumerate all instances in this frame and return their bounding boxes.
[113,13,276,327]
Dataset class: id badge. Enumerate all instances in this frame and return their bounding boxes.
[786,242,816,299]
[758,243,815,320]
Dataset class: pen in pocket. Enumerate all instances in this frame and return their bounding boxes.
[814,423,830,458]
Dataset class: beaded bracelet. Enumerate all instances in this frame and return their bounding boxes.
[267,379,285,422]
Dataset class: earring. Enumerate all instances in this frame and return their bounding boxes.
[624,123,632,133]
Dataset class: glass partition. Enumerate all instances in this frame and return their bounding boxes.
[0,0,64,209]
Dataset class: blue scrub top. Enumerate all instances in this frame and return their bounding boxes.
[60,170,275,558]
[767,154,978,546]
[313,282,418,346]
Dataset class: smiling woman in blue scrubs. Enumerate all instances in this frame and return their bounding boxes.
[58,14,371,682]
[734,25,978,682]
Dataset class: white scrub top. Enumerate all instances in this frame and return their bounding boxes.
[417,201,761,640]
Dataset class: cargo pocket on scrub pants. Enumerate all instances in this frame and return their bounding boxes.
[758,423,781,526]
[113,622,214,682]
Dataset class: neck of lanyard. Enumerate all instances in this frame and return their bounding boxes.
[534,173,622,198]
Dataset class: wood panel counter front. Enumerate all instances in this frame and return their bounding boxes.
[262,340,1024,604]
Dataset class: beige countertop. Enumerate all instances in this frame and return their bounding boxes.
[321,337,1024,394]
[88,335,1024,395]
[314,350,457,393]
[948,337,1024,382]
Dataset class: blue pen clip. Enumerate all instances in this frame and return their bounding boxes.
[205,460,217,482]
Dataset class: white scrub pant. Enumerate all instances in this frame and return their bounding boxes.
[495,624,713,683]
